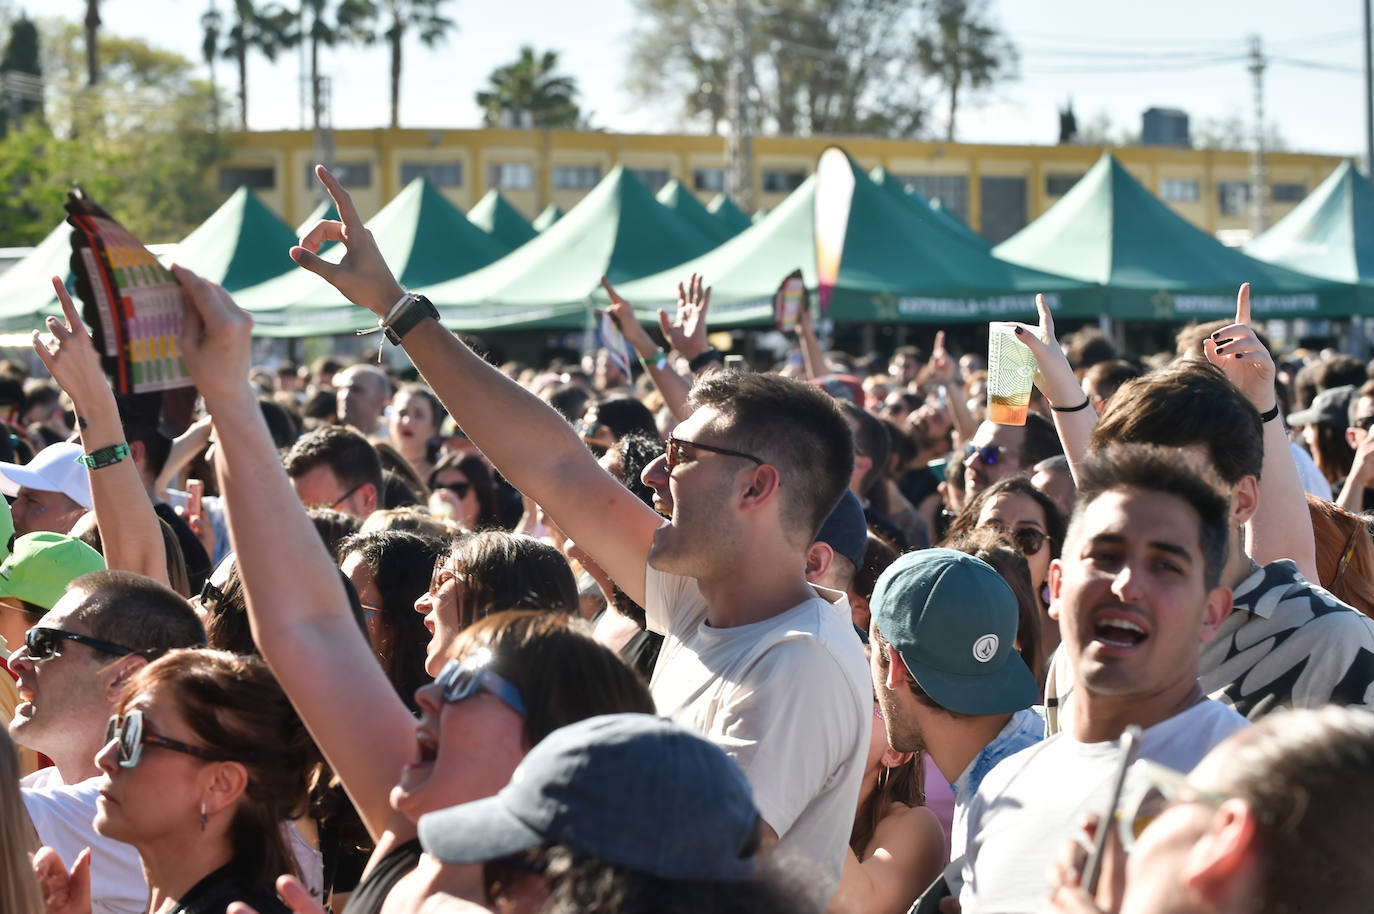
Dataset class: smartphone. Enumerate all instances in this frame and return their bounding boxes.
[1082,724,1142,896]
[186,478,204,519]
[724,354,747,372]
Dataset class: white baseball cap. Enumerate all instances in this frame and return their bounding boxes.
[0,442,93,509]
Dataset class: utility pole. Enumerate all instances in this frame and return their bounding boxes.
[724,0,755,212]
[1248,34,1269,236]
[1365,0,1373,174]
[312,74,335,200]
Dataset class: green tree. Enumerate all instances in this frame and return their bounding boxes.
[628,0,926,138]
[1193,113,1287,152]
[378,0,455,129]
[0,23,230,246]
[1,14,43,136]
[212,0,298,130]
[912,0,1017,142]
[303,0,376,129]
[476,46,580,128]
[201,4,222,125]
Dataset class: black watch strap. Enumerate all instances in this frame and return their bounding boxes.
[687,347,722,372]
[384,294,439,345]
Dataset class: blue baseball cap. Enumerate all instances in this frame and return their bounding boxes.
[417,713,761,882]
[815,489,867,569]
[871,548,1039,715]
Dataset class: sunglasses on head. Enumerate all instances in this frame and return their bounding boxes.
[435,648,527,716]
[432,480,472,499]
[965,443,1010,467]
[987,523,1048,557]
[1115,759,1228,853]
[104,708,234,769]
[24,627,136,663]
[197,579,224,611]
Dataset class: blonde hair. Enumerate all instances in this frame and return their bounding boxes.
[0,728,42,914]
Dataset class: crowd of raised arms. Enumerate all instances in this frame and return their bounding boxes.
[0,164,1372,914]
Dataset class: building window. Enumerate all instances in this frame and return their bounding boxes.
[487,162,534,190]
[219,166,275,192]
[1160,178,1199,202]
[979,175,1027,244]
[1044,174,1082,196]
[552,165,601,190]
[1217,181,1251,216]
[692,168,726,192]
[308,163,370,188]
[761,169,807,193]
[629,168,670,193]
[401,162,463,187]
[897,174,971,225]
[1271,182,1306,203]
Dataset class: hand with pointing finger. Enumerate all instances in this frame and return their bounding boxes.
[1006,294,1088,411]
[927,330,956,384]
[291,165,406,317]
[1203,283,1276,412]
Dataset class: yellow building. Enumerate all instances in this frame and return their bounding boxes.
[222,126,1345,244]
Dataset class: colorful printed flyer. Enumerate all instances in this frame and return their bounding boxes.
[774,269,808,333]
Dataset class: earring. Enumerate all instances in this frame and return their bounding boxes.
[1041,582,1051,606]
[878,765,891,793]
[200,801,207,831]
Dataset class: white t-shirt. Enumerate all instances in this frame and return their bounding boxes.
[645,564,870,905]
[23,777,148,914]
[959,699,1248,914]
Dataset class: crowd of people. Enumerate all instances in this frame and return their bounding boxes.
[0,162,1373,914]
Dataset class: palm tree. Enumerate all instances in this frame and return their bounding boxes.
[476,46,580,129]
[303,0,377,129]
[379,0,455,129]
[201,3,223,125]
[84,0,101,85]
[220,0,298,130]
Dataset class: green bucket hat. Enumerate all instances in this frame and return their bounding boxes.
[0,532,106,611]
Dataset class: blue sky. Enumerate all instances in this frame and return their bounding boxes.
[39,0,1372,155]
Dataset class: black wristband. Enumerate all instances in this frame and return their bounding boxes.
[687,348,722,372]
[1051,397,1091,413]
[1258,403,1280,423]
[384,294,439,345]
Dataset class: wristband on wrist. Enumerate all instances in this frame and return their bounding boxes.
[77,443,130,469]
[639,349,668,372]
[1258,403,1280,423]
[687,348,722,372]
[357,293,439,346]
[1050,397,1092,413]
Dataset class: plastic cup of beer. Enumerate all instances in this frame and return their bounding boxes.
[986,322,1037,426]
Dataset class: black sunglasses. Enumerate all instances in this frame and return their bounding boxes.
[432,480,472,499]
[25,626,136,662]
[988,523,1049,557]
[665,435,764,470]
[964,443,1011,467]
[197,578,224,611]
[1356,416,1374,432]
[104,709,234,768]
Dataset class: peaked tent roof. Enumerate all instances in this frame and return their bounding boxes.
[0,221,75,332]
[751,207,770,223]
[417,165,720,331]
[657,181,734,243]
[1246,160,1374,304]
[168,187,299,292]
[295,199,340,237]
[707,194,754,236]
[532,203,563,232]
[870,166,990,251]
[235,177,509,336]
[468,189,536,250]
[994,153,1356,320]
[608,151,1098,327]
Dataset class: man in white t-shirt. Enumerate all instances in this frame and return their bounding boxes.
[960,445,1248,914]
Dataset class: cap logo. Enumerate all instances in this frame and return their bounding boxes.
[972,634,999,662]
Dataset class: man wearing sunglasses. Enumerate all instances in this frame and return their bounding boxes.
[282,176,870,908]
[17,570,205,914]
[283,424,384,519]
[961,414,1064,509]
[1335,379,1374,513]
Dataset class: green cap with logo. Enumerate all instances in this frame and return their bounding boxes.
[0,532,106,611]
[871,547,1039,715]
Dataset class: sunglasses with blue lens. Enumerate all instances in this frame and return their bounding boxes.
[435,649,527,717]
[964,443,1011,467]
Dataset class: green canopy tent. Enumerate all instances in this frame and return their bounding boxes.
[235,177,508,336]
[467,189,537,250]
[994,153,1356,320]
[1246,160,1374,308]
[608,151,1099,327]
[532,203,563,233]
[416,165,720,332]
[295,198,340,237]
[0,222,77,332]
[707,194,753,236]
[657,180,735,243]
[869,166,990,251]
[751,208,770,224]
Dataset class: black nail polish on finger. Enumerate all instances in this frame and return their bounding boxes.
[1014,326,1023,335]
[1236,353,1244,359]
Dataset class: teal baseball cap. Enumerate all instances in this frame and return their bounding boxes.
[871,547,1039,715]
[0,532,106,611]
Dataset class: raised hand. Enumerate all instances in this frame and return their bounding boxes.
[927,330,956,383]
[599,276,655,354]
[1007,294,1086,410]
[172,264,254,405]
[227,875,328,914]
[657,272,711,360]
[33,279,112,416]
[1203,283,1276,411]
[33,846,91,914]
[291,165,406,317]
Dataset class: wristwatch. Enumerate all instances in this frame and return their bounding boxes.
[384,294,440,345]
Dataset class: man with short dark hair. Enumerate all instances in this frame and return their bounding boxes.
[284,424,384,519]
[960,446,1248,914]
[288,166,871,905]
[1335,378,1374,512]
[962,412,1062,503]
